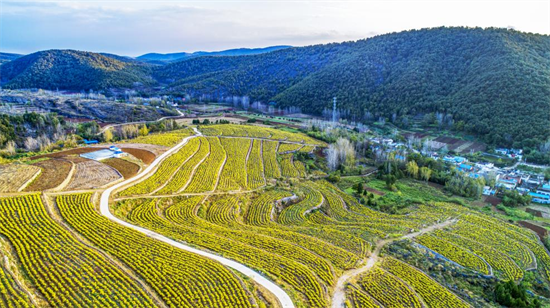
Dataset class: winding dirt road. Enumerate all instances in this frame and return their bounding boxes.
[331,219,458,308]
[99,127,295,308]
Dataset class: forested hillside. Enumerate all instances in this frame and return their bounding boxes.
[0,50,155,89]
[156,27,550,147]
[0,52,22,64]
[154,42,348,97]
[1,28,549,147]
[273,28,550,147]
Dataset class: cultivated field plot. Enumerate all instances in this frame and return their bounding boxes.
[183,137,226,193]
[3,125,550,308]
[354,267,423,308]
[201,124,325,145]
[432,136,487,154]
[119,135,314,196]
[121,128,194,147]
[262,140,281,178]
[0,194,155,307]
[120,148,157,164]
[278,143,303,153]
[217,138,249,191]
[157,138,210,194]
[299,145,316,153]
[102,158,140,179]
[57,194,256,308]
[113,180,512,307]
[0,261,32,307]
[24,158,72,191]
[0,164,41,193]
[184,104,234,113]
[380,257,470,307]
[114,156,550,308]
[65,160,121,190]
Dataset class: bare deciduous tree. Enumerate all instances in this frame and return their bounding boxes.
[24,137,40,151]
[326,138,356,170]
[4,141,16,155]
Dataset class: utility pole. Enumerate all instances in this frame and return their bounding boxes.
[332,96,337,123]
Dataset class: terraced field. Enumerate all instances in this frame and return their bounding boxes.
[119,137,202,196]
[217,138,250,191]
[0,164,41,193]
[1,124,549,308]
[356,267,422,308]
[246,140,265,189]
[24,159,73,191]
[381,258,470,308]
[0,194,155,307]
[58,194,254,308]
[119,128,316,197]
[65,160,121,190]
[120,128,195,147]
[0,261,33,308]
[157,137,211,194]
[200,124,325,146]
[114,128,549,306]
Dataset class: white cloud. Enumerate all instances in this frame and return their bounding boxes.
[1,0,549,56]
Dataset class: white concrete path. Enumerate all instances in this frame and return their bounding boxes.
[99,127,294,308]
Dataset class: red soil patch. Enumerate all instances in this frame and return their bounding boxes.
[120,148,156,164]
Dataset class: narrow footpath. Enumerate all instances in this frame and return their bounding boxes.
[331,219,458,308]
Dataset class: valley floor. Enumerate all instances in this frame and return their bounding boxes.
[0,123,548,308]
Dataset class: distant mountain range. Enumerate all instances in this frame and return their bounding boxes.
[0,46,291,66]
[0,52,22,64]
[1,27,549,148]
[136,46,292,63]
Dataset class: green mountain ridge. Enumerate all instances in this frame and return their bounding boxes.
[1,27,549,147]
[0,49,155,89]
[154,27,550,147]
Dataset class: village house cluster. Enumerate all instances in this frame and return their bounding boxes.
[368,133,549,205]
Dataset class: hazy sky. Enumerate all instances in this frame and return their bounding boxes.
[1,0,549,56]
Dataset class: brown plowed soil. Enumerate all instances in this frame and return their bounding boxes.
[102,158,140,179]
[65,160,121,190]
[24,159,72,191]
[120,148,156,164]
[518,221,548,239]
[63,156,89,164]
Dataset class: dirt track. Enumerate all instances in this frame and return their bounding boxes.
[331,219,458,308]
